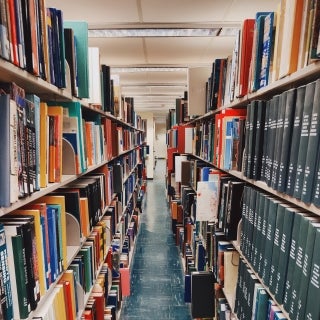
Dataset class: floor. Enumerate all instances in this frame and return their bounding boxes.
[119,159,193,319]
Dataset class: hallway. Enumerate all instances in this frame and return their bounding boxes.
[120,159,192,319]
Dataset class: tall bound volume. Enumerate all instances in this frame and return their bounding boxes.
[191,271,215,318]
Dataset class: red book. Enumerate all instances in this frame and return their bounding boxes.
[167,147,177,171]
[238,19,255,97]
[91,291,105,320]
[7,0,19,66]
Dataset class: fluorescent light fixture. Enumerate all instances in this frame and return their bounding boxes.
[112,67,188,73]
[89,28,221,38]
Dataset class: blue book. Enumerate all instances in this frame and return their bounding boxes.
[46,206,59,283]
[259,12,275,88]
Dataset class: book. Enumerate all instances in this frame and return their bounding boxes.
[237,19,255,97]
[0,95,19,207]
[278,0,304,78]
[0,224,13,320]
[301,79,320,203]
[293,80,317,199]
[191,271,215,318]
[259,11,275,88]
[304,227,320,319]
[286,84,307,196]
[64,21,89,98]
[277,88,297,192]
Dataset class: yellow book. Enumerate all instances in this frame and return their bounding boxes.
[53,284,67,320]
[39,195,67,270]
[11,209,46,297]
[79,197,90,238]
[39,102,48,188]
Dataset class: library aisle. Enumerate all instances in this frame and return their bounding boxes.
[120,159,192,319]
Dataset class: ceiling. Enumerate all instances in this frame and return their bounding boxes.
[46,0,279,123]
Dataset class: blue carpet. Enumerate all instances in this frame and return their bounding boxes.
[119,160,192,319]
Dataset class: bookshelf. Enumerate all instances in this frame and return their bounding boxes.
[0,3,146,320]
[166,3,320,320]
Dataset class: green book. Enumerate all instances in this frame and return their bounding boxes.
[293,80,317,199]
[63,21,89,99]
[268,203,287,293]
[304,228,320,319]
[78,245,93,293]
[283,214,318,314]
[286,84,306,196]
[255,287,269,320]
[11,235,29,319]
[301,79,320,203]
[295,221,320,320]
[274,207,298,303]
[261,198,281,284]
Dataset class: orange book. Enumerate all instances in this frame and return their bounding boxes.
[79,197,90,238]
[85,121,94,166]
[238,19,255,97]
[58,270,77,320]
[48,106,63,182]
[39,102,48,188]
[28,0,40,75]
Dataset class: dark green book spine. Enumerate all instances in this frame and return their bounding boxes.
[293,80,317,199]
[274,207,296,303]
[261,198,279,285]
[252,192,266,271]
[240,186,250,256]
[246,188,257,261]
[252,100,266,180]
[261,101,270,182]
[270,91,287,189]
[268,203,286,294]
[12,235,29,319]
[277,88,297,192]
[301,79,320,203]
[295,222,320,320]
[265,95,279,187]
[243,102,251,177]
[246,101,258,178]
[251,191,262,267]
[304,228,320,320]
[284,215,315,314]
[286,85,306,196]
[257,196,271,277]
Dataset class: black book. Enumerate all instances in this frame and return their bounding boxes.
[286,84,307,196]
[191,271,215,318]
[64,28,77,97]
[242,102,251,176]
[270,91,287,189]
[252,100,266,180]
[101,65,112,113]
[301,79,320,203]
[225,184,245,242]
[277,88,297,192]
[112,163,123,194]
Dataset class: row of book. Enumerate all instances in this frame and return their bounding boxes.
[0,168,143,319]
[240,185,320,320]
[0,82,145,208]
[205,1,320,113]
[243,78,320,206]
[235,258,288,320]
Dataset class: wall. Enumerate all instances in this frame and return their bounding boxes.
[139,112,155,179]
[154,123,167,159]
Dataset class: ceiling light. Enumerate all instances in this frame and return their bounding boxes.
[89,28,221,38]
